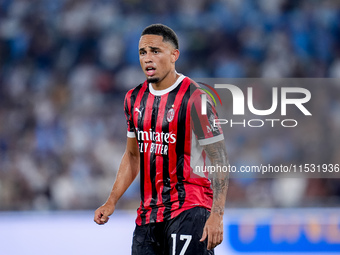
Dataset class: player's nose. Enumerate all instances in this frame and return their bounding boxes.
[143,52,153,63]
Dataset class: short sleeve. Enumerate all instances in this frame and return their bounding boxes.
[191,90,224,146]
[124,90,136,138]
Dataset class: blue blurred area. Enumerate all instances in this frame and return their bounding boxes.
[228,208,340,253]
[0,0,339,211]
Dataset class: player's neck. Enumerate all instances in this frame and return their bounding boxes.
[150,71,180,91]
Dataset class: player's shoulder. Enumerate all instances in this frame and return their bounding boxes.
[183,77,206,99]
[178,76,203,96]
[186,78,216,108]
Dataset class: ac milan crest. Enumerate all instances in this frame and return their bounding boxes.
[167,108,175,122]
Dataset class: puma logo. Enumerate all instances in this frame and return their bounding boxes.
[135,107,143,117]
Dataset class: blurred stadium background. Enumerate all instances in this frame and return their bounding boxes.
[0,0,339,254]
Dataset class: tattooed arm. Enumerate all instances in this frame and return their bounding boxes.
[199,139,229,250]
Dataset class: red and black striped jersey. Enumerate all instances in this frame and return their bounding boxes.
[124,75,224,226]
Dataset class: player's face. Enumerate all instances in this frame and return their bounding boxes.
[139,35,179,84]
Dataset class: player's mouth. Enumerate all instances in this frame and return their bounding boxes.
[146,66,156,76]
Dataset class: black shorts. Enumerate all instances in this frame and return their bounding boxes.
[131,207,214,255]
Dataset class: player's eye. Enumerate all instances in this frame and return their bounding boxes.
[139,51,146,55]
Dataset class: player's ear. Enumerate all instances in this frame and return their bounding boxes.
[171,49,180,63]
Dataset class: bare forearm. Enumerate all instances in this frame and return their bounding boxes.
[106,151,140,206]
[200,140,229,249]
[211,171,228,215]
[203,140,229,215]
[94,138,139,225]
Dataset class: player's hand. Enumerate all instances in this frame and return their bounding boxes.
[199,212,223,250]
[94,202,115,225]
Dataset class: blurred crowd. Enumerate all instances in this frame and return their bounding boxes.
[0,0,339,211]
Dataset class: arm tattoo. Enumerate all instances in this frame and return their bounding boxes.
[203,140,229,215]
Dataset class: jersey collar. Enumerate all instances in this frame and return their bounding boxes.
[148,73,185,96]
